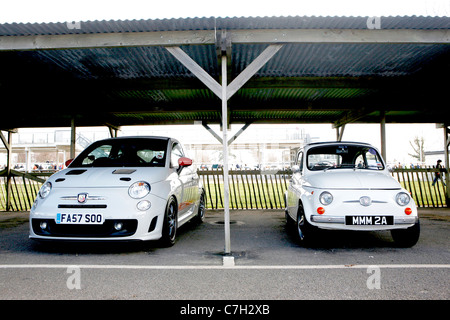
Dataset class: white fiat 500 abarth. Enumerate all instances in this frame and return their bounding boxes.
[30,136,206,246]
[285,141,420,247]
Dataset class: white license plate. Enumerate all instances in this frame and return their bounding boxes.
[56,213,103,224]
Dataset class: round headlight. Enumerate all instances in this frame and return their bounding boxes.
[39,182,52,199]
[396,192,410,206]
[128,181,150,199]
[319,191,333,205]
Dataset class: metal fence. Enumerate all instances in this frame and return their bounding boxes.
[0,170,51,211]
[199,168,448,209]
[0,168,447,211]
[391,168,447,208]
[198,169,291,210]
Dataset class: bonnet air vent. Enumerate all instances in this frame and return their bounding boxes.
[113,169,136,174]
[65,170,87,175]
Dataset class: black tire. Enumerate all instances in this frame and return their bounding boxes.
[195,191,206,224]
[296,204,316,246]
[391,221,420,248]
[161,197,178,247]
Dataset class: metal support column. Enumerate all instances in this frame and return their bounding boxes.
[70,118,76,159]
[0,131,13,211]
[166,42,283,256]
[336,124,345,141]
[444,124,450,207]
[380,111,387,161]
[221,54,231,254]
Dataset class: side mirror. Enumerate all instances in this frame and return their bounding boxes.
[292,165,301,173]
[65,159,74,167]
[178,157,193,167]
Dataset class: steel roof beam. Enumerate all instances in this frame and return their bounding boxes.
[1,29,449,51]
[227,44,283,99]
[165,46,222,99]
[230,29,450,45]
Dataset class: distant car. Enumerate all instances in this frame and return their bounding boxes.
[285,141,420,247]
[30,136,206,246]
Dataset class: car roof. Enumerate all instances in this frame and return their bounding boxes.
[95,136,174,143]
[306,141,372,147]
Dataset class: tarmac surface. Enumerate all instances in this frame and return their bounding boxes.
[0,208,449,301]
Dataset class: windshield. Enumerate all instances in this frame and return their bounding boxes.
[70,138,169,168]
[307,144,384,171]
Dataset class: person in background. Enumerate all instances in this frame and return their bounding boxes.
[432,159,446,186]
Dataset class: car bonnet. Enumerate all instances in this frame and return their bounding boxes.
[49,167,168,188]
[303,170,401,190]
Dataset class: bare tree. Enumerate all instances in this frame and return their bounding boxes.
[408,136,426,163]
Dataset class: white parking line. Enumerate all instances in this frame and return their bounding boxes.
[0,264,449,270]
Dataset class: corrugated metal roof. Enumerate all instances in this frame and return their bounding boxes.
[0,15,449,128]
[1,15,449,36]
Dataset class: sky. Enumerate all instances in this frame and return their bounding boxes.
[1,0,448,164]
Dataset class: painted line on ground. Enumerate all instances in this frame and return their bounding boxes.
[0,264,449,270]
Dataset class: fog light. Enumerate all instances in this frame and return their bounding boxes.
[317,207,325,214]
[405,208,412,215]
[137,200,151,211]
[40,221,48,230]
[114,222,124,231]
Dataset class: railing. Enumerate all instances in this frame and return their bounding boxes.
[0,168,447,211]
[198,169,291,210]
[200,168,448,209]
[0,170,52,211]
[391,168,447,208]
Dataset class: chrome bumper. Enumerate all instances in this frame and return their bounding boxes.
[310,215,418,224]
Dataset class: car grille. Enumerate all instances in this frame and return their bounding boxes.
[32,219,138,238]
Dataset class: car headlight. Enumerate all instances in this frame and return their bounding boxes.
[319,191,333,205]
[128,181,151,199]
[39,182,52,199]
[396,192,410,206]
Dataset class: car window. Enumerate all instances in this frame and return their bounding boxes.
[171,143,185,168]
[70,138,168,167]
[307,145,384,171]
[82,144,113,166]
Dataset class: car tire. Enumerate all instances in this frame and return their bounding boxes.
[161,197,178,247]
[391,221,420,248]
[296,204,315,246]
[195,191,206,224]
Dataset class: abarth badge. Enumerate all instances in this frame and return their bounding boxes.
[77,193,88,203]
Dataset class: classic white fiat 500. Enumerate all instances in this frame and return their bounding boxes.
[285,141,420,247]
[30,136,206,246]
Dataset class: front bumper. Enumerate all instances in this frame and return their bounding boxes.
[309,214,418,231]
[29,190,168,241]
[310,215,418,225]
